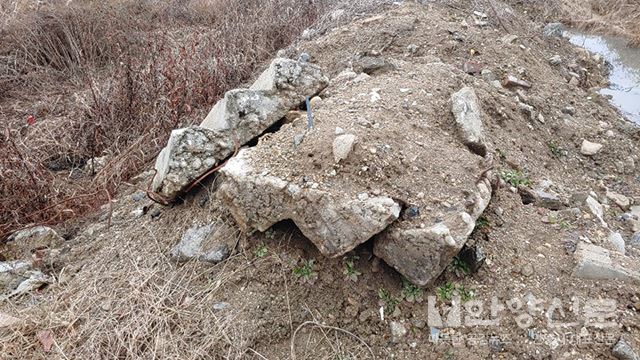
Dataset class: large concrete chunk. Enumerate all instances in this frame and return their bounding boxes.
[216,62,492,285]
[374,177,493,286]
[218,149,401,256]
[152,126,233,198]
[450,86,487,156]
[152,58,329,199]
[573,242,640,283]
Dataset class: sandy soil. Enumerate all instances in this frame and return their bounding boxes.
[1,1,639,359]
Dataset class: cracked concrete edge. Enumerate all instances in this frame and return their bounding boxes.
[217,148,401,257]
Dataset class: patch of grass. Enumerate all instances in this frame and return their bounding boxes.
[254,242,268,258]
[401,278,423,303]
[558,219,573,230]
[342,255,361,282]
[457,284,474,302]
[475,215,491,230]
[436,282,456,301]
[293,259,318,284]
[377,288,399,313]
[499,169,532,187]
[436,282,474,302]
[548,143,567,159]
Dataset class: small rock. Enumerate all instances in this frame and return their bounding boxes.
[630,232,640,248]
[390,321,407,343]
[0,313,21,329]
[212,302,230,310]
[549,55,562,65]
[501,34,518,44]
[609,232,626,255]
[463,60,483,74]
[171,223,235,263]
[132,192,146,202]
[298,53,310,63]
[335,127,345,135]
[502,75,531,89]
[149,208,162,219]
[562,106,576,115]
[450,86,487,156]
[607,191,631,211]
[521,263,534,277]
[543,23,564,37]
[481,69,496,82]
[585,196,606,226]
[489,336,504,352]
[537,190,565,210]
[581,140,603,156]
[459,244,486,273]
[612,337,639,360]
[352,72,371,83]
[333,134,357,163]
[355,56,391,75]
[309,96,322,108]
[569,76,580,86]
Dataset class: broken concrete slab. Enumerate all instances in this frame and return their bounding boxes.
[573,242,639,284]
[374,176,493,286]
[152,126,233,200]
[216,61,493,286]
[152,58,329,199]
[218,149,401,257]
[0,260,53,299]
[450,86,487,156]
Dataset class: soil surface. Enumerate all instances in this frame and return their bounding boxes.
[1,1,639,359]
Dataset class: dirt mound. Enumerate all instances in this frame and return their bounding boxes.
[1,1,639,359]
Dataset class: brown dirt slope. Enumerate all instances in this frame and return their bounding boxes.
[1,1,639,359]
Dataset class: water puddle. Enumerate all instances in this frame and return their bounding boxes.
[566,31,640,124]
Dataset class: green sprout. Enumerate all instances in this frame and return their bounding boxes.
[548,143,567,159]
[343,255,362,282]
[401,278,424,303]
[475,215,491,230]
[448,256,471,277]
[293,259,318,284]
[378,288,399,313]
[254,242,268,258]
[499,169,531,187]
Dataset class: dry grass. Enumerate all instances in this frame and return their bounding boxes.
[0,0,325,239]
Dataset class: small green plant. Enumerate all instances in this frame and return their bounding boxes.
[293,259,318,284]
[499,169,531,187]
[436,283,474,302]
[264,228,276,240]
[378,288,399,313]
[448,256,471,277]
[401,278,424,303]
[436,282,456,301]
[343,255,361,282]
[495,148,507,161]
[548,143,567,159]
[475,215,490,230]
[457,284,474,302]
[558,219,573,230]
[254,242,268,258]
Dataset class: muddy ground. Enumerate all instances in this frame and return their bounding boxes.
[1,1,639,359]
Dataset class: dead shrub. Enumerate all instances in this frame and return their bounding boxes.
[0,0,323,239]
